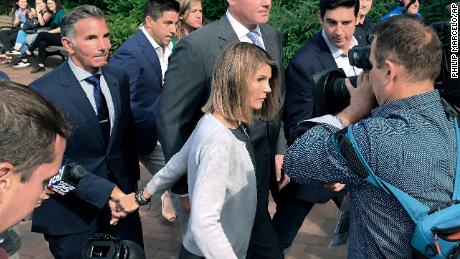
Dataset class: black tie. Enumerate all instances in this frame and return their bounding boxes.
[85,74,110,146]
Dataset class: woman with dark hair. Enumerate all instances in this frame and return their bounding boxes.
[25,0,64,73]
[0,0,29,56]
[10,0,53,68]
[116,42,281,259]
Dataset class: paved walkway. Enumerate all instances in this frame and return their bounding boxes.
[1,63,347,259]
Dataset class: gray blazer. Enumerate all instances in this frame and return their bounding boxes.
[156,15,285,207]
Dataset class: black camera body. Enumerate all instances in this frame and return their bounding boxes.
[312,45,371,115]
[81,233,146,259]
[312,20,456,116]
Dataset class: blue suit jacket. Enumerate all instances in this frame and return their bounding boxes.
[110,30,162,156]
[283,32,338,203]
[0,70,8,79]
[30,62,140,235]
[381,6,422,21]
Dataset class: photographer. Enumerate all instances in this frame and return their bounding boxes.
[283,15,452,258]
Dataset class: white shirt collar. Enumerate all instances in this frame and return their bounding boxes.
[141,26,173,57]
[141,26,161,50]
[321,29,359,59]
[226,10,262,41]
[68,57,102,82]
[141,26,173,78]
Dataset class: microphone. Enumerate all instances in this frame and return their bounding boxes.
[48,162,86,195]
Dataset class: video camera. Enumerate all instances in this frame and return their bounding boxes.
[312,21,456,116]
[81,233,146,259]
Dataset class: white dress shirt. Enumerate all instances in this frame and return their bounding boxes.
[68,58,115,133]
[226,10,266,50]
[322,29,362,77]
[142,26,173,80]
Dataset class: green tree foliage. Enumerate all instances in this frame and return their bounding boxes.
[63,0,108,11]
[202,0,226,21]
[270,0,452,67]
[420,0,452,23]
[33,0,452,61]
[102,0,145,50]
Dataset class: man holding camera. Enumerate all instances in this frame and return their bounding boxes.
[284,15,452,258]
[274,0,363,249]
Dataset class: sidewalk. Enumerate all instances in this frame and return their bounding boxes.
[0,55,62,84]
[2,64,347,259]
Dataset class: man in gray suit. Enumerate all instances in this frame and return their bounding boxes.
[156,0,286,258]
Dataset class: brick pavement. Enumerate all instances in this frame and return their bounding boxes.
[1,63,347,259]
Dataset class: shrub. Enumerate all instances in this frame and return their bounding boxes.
[106,12,143,50]
[270,0,452,68]
[202,0,226,21]
[103,0,145,50]
[63,0,108,11]
[59,0,453,63]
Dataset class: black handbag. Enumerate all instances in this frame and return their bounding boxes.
[22,17,39,33]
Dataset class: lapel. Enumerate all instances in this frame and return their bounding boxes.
[59,63,106,148]
[136,30,163,84]
[216,16,239,51]
[315,33,338,70]
[101,66,122,153]
[260,25,279,64]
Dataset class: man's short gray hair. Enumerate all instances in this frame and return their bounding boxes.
[61,5,106,41]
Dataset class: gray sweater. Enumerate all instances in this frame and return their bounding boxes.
[146,114,257,259]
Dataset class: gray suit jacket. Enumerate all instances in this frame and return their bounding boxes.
[157,15,285,199]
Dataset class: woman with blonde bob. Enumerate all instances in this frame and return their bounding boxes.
[118,42,280,259]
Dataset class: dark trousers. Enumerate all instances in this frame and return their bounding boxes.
[272,199,315,249]
[0,29,19,52]
[246,136,284,259]
[272,195,342,249]
[44,209,143,259]
[29,31,62,65]
[178,245,205,259]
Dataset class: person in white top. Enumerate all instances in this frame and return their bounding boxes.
[115,42,281,259]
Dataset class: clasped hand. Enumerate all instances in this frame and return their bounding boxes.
[108,186,141,225]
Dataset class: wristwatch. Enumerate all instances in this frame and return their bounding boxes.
[135,189,151,206]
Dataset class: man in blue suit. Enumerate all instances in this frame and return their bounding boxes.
[110,0,180,226]
[29,5,142,258]
[110,0,179,177]
[274,0,364,249]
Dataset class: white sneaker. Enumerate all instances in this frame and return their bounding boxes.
[13,62,30,68]
[6,50,21,57]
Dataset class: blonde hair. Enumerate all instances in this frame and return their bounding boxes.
[202,42,280,124]
[176,0,201,42]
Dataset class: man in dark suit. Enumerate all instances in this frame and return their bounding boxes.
[156,0,286,257]
[274,0,362,250]
[109,0,180,226]
[110,0,179,160]
[29,5,142,258]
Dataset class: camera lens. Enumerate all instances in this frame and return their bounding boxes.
[349,46,372,71]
